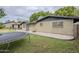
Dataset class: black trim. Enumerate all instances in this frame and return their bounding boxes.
[36,16,79,23]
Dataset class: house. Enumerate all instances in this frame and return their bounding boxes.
[20,22,29,31]
[11,23,20,29]
[4,21,21,29]
[4,21,18,29]
[4,21,29,31]
[29,16,79,39]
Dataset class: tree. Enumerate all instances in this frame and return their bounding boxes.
[0,8,6,18]
[30,11,52,22]
[0,23,5,29]
[54,6,77,16]
[76,8,79,16]
[0,8,6,29]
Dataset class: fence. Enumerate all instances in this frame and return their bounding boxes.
[74,24,79,39]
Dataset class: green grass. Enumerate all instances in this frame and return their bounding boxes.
[0,34,2,35]
[0,29,15,33]
[0,34,79,53]
[0,29,15,36]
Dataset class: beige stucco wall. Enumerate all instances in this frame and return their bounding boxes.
[51,20,73,35]
[4,23,13,28]
[13,24,19,29]
[5,23,19,29]
[21,23,26,30]
[29,24,36,31]
[20,23,29,31]
[29,18,74,36]
[35,22,52,33]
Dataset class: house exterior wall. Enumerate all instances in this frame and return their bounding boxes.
[29,24,36,32]
[20,23,29,31]
[13,24,19,29]
[4,23,14,29]
[21,23,26,30]
[4,22,20,29]
[30,18,74,36]
[51,20,73,35]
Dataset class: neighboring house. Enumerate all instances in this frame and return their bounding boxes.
[29,16,79,39]
[4,21,18,29]
[12,23,20,29]
[4,21,29,31]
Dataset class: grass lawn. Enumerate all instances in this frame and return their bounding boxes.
[0,29,15,33]
[0,34,79,53]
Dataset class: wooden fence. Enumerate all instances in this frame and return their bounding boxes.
[74,24,79,39]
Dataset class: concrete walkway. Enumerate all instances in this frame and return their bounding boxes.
[15,30,74,40]
[16,30,27,32]
[29,31,74,40]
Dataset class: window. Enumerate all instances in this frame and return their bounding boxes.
[52,21,63,28]
[40,23,43,26]
[58,21,63,28]
[53,22,57,27]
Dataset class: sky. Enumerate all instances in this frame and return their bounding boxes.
[0,6,63,23]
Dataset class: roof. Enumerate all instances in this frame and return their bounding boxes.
[4,21,28,25]
[20,21,29,25]
[74,22,79,24]
[37,16,79,22]
[12,23,20,25]
[3,21,16,24]
[30,16,79,24]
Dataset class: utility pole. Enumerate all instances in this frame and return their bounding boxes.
[29,33,30,41]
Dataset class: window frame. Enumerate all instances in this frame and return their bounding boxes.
[52,20,63,28]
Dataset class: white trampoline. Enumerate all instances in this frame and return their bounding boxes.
[0,32,28,44]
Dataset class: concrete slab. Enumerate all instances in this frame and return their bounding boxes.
[29,31,74,40]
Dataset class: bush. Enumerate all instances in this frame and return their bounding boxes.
[0,23,5,29]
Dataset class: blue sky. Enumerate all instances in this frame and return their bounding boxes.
[0,6,63,23]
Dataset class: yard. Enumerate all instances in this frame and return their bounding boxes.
[0,34,79,53]
[0,29,15,33]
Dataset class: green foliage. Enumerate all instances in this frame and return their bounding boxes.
[0,8,6,29]
[54,6,77,16]
[0,23,5,29]
[76,9,79,16]
[30,11,52,22]
[0,8,6,18]
[30,6,79,22]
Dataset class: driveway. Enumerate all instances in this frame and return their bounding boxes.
[0,32,28,44]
